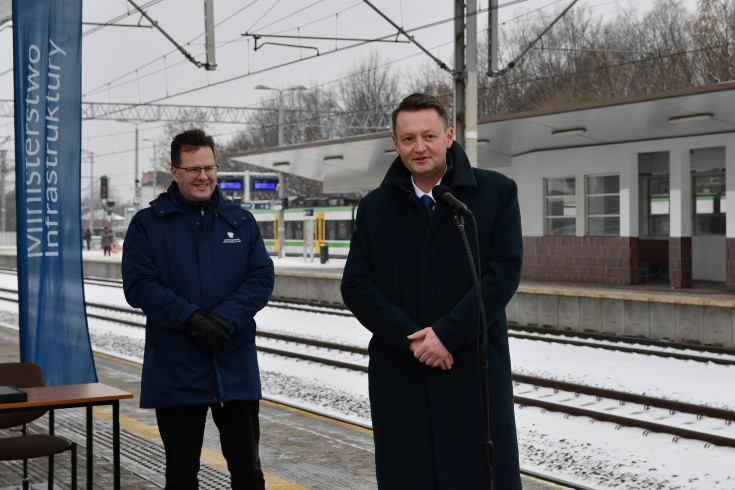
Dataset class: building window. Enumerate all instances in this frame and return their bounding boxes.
[694,174,726,235]
[648,178,669,236]
[544,177,576,235]
[586,174,620,235]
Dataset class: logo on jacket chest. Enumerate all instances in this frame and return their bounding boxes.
[223,231,242,244]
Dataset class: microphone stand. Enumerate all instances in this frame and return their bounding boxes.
[451,212,496,490]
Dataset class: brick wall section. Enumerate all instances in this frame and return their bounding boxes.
[727,238,735,291]
[668,237,692,288]
[522,236,638,286]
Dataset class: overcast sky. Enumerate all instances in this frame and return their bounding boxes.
[0,0,699,204]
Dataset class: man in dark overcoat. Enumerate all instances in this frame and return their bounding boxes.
[341,93,523,489]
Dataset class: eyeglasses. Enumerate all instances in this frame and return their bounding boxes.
[175,165,220,176]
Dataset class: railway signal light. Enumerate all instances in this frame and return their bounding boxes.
[100,176,108,199]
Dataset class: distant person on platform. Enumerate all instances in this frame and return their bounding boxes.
[340,93,523,489]
[101,225,114,256]
[83,227,91,250]
[122,128,275,489]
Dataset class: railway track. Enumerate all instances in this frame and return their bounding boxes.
[59,288,735,366]
[257,334,735,449]
[265,301,735,365]
[51,295,735,366]
[5,279,734,366]
[1,269,735,362]
[512,324,735,364]
[2,282,734,450]
[267,298,735,365]
[90,311,735,451]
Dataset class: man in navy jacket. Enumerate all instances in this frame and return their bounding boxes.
[341,94,523,489]
[122,128,274,489]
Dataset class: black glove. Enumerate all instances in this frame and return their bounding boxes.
[184,311,230,352]
[209,315,231,332]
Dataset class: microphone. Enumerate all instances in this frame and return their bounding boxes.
[433,185,473,216]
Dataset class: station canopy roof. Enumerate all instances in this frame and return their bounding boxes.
[227,82,735,194]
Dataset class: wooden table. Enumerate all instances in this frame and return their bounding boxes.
[0,382,133,490]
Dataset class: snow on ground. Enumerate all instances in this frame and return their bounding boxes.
[256,308,371,346]
[517,406,735,489]
[512,338,735,411]
[1,267,734,488]
[255,306,735,489]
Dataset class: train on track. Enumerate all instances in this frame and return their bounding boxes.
[216,172,358,258]
[252,203,357,258]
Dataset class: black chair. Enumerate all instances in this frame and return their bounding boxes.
[0,362,77,490]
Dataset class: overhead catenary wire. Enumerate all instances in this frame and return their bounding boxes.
[241,33,412,44]
[492,0,580,76]
[0,0,655,88]
[82,37,729,154]
[71,38,735,158]
[83,0,261,97]
[84,0,460,102]
[80,0,528,103]
[95,12,466,110]
[248,0,330,33]
[4,2,724,116]
[82,1,443,99]
[480,41,735,94]
[126,0,214,70]
[83,0,532,106]
[13,4,705,115]
[82,0,164,36]
[1,0,720,169]
[361,0,453,74]
[65,33,454,151]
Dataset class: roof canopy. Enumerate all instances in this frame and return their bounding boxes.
[228,82,735,193]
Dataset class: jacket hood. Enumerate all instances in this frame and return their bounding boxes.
[380,140,478,193]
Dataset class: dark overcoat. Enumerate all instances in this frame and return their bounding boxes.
[122,182,274,408]
[341,142,523,489]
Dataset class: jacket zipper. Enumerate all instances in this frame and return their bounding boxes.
[199,203,225,404]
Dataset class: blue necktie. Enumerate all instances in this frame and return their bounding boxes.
[421,194,434,216]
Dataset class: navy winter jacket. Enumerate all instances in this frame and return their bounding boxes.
[122,182,274,408]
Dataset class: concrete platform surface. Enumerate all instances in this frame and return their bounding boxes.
[0,325,376,490]
[0,326,565,489]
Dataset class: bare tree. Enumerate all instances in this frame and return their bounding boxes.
[634,0,695,92]
[586,6,647,98]
[217,0,734,199]
[149,108,213,171]
[219,93,327,200]
[218,129,257,163]
[227,51,400,152]
[689,0,735,84]
[405,61,454,116]
[286,86,341,143]
[241,99,281,149]
[477,0,697,116]
[336,51,401,136]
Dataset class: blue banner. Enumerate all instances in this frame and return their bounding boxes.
[13,0,97,385]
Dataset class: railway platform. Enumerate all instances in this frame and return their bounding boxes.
[72,247,735,348]
[0,326,567,490]
[2,245,735,348]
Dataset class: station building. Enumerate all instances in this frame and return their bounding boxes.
[230,82,735,291]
